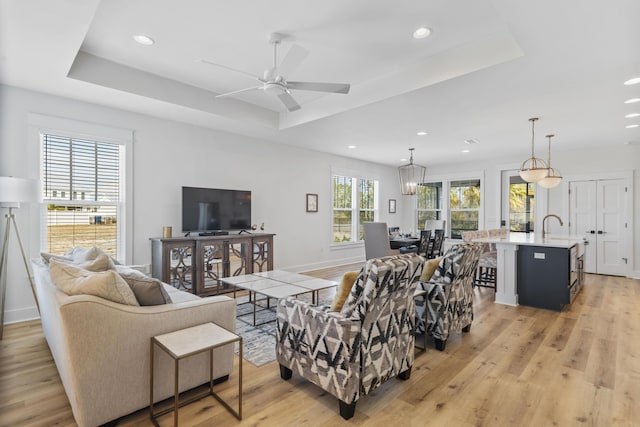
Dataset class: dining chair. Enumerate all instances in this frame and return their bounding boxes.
[363,222,391,260]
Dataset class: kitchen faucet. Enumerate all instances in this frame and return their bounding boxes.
[542,214,563,238]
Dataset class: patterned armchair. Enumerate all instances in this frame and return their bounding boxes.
[415,243,483,351]
[276,253,424,420]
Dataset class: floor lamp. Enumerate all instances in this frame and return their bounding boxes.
[0,176,41,340]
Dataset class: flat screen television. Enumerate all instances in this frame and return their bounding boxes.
[182,187,251,233]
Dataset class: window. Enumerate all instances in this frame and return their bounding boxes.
[42,134,124,259]
[417,182,442,230]
[332,174,378,243]
[449,179,481,239]
[509,176,535,232]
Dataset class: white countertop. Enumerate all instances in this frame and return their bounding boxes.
[474,233,584,249]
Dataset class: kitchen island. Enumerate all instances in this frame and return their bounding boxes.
[474,233,585,309]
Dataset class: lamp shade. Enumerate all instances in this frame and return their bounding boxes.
[538,168,563,189]
[518,159,549,182]
[0,176,41,206]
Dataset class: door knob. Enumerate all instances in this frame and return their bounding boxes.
[597,230,606,234]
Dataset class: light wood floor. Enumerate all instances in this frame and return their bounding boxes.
[1,267,639,427]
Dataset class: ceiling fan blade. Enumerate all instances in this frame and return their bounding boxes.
[276,44,309,76]
[277,91,301,112]
[287,81,350,94]
[197,59,264,82]
[215,86,262,98]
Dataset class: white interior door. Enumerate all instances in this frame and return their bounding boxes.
[569,181,597,273]
[569,178,628,276]
[596,180,626,275]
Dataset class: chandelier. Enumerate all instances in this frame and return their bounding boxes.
[538,134,563,188]
[398,148,426,195]
[519,117,548,182]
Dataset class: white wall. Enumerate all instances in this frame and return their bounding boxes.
[0,84,407,323]
[1,84,638,324]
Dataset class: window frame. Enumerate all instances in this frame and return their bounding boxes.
[414,171,484,239]
[331,169,379,246]
[29,114,133,263]
[417,181,443,230]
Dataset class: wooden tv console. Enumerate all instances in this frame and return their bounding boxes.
[150,233,275,297]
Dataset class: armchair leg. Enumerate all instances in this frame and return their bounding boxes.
[397,367,412,380]
[279,364,292,380]
[462,324,471,333]
[339,400,357,420]
[435,338,447,351]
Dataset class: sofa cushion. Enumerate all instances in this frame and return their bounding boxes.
[116,267,172,306]
[330,271,359,312]
[49,259,139,306]
[420,256,442,282]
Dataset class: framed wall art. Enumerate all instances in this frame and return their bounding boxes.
[306,193,318,212]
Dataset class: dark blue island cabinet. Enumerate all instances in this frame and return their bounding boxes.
[517,244,583,311]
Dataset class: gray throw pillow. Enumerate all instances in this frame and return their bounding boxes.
[117,270,172,306]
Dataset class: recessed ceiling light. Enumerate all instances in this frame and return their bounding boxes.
[400,158,407,162]
[348,145,357,149]
[461,149,470,153]
[625,113,640,118]
[413,27,432,39]
[416,131,428,136]
[464,139,479,145]
[626,124,639,128]
[133,34,154,46]
[624,98,640,104]
[624,77,640,85]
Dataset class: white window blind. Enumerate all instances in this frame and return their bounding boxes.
[42,134,123,258]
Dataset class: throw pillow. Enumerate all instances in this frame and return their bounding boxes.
[44,252,115,272]
[117,270,172,306]
[49,259,139,306]
[330,271,359,312]
[40,252,73,264]
[420,257,443,282]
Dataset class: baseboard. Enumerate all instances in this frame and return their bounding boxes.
[4,306,40,325]
[283,256,364,273]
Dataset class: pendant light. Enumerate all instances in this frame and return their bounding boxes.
[519,117,548,182]
[539,134,563,189]
[398,148,426,195]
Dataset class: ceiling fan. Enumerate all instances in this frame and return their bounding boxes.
[198,33,350,112]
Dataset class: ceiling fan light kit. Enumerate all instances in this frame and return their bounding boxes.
[519,117,549,182]
[538,134,563,189]
[202,32,351,112]
[398,148,426,195]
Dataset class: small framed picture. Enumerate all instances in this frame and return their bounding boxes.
[306,193,318,212]
[389,199,396,214]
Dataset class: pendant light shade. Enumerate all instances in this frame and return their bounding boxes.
[519,117,548,182]
[539,134,563,189]
[398,148,426,195]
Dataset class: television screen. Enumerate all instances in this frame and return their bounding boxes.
[182,187,251,232]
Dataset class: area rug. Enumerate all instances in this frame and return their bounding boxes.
[233,293,332,367]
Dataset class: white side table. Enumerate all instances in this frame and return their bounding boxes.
[150,322,242,426]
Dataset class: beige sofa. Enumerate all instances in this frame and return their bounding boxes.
[31,259,236,427]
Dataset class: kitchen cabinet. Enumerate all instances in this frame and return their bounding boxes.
[517,244,584,311]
